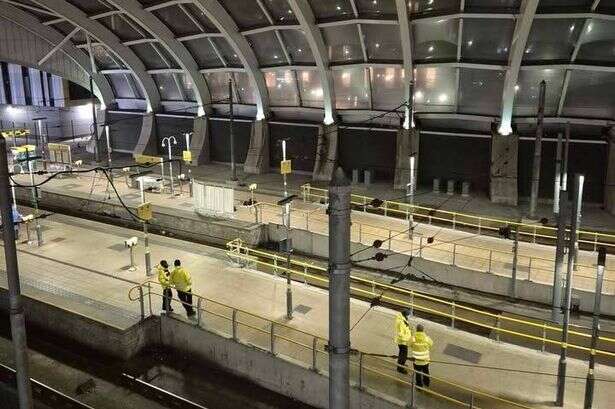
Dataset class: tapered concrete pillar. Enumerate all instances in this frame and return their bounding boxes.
[490,130,518,206]
[312,123,338,181]
[244,119,270,174]
[133,114,157,157]
[188,115,210,165]
[394,127,420,190]
[604,129,615,215]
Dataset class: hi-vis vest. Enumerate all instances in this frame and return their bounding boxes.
[411,331,433,365]
[394,314,412,346]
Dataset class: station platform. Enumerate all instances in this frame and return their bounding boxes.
[1,212,614,408]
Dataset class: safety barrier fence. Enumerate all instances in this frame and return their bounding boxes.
[226,239,615,360]
[300,184,615,252]
[128,281,534,409]
[251,202,615,294]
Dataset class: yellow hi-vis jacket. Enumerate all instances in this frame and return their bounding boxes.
[411,331,433,366]
[157,266,171,289]
[171,266,192,292]
[394,313,412,346]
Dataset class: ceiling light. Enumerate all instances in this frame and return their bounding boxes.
[428,45,434,52]
[438,94,448,103]
[515,85,520,92]
[467,40,473,47]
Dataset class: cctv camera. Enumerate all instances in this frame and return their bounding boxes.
[124,237,138,247]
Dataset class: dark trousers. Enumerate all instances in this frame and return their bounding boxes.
[162,288,173,312]
[413,364,430,388]
[177,290,195,316]
[397,345,408,373]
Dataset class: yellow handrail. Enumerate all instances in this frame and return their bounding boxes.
[226,239,615,356]
[128,280,535,409]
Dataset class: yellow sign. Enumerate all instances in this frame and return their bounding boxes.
[48,143,70,153]
[134,154,162,165]
[1,129,31,138]
[280,160,292,175]
[183,150,192,162]
[137,202,153,221]
[15,145,36,153]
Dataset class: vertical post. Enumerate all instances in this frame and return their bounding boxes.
[408,155,415,239]
[70,119,75,142]
[328,167,351,409]
[0,137,34,409]
[285,201,293,320]
[562,123,570,192]
[583,247,606,409]
[139,179,152,276]
[168,140,174,196]
[553,190,566,323]
[282,139,288,198]
[160,157,165,192]
[529,80,546,219]
[105,125,112,170]
[229,79,237,182]
[185,132,191,151]
[556,174,584,407]
[89,76,100,163]
[554,132,563,214]
[511,225,519,299]
[26,150,42,246]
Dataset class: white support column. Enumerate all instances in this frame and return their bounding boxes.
[396,0,414,129]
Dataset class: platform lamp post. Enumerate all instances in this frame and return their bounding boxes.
[278,194,297,320]
[32,117,46,168]
[161,136,177,196]
[138,178,153,277]
[23,148,43,246]
[407,154,416,239]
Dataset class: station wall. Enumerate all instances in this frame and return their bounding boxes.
[339,128,397,182]
[209,119,251,163]
[269,123,318,173]
[107,112,142,152]
[154,116,193,156]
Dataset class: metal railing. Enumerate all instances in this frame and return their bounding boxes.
[226,239,615,360]
[300,183,615,252]
[128,281,533,409]
[251,201,615,294]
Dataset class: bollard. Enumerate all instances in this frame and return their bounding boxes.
[451,302,456,328]
[488,251,492,273]
[495,316,501,342]
[541,324,547,352]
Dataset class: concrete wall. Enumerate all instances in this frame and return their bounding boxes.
[14,186,266,247]
[266,224,615,315]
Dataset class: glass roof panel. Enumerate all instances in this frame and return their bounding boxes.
[537,0,594,13]
[355,0,397,19]
[279,30,315,64]
[562,70,615,118]
[523,19,583,63]
[92,44,124,69]
[183,4,218,32]
[322,25,364,64]
[184,38,224,68]
[179,73,197,102]
[247,32,287,66]
[333,67,370,109]
[98,15,145,42]
[576,19,615,65]
[362,24,402,62]
[370,67,405,110]
[52,20,87,43]
[262,0,298,24]
[464,0,521,12]
[219,0,269,29]
[153,73,182,101]
[152,5,201,37]
[232,72,256,104]
[130,43,168,69]
[107,74,137,99]
[458,68,505,116]
[408,0,460,16]
[461,18,514,63]
[204,72,231,102]
[413,18,459,62]
[67,0,112,14]
[211,38,243,67]
[514,68,565,116]
[265,70,300,106]
[414,66,457,112]
[597,0,615,13]
[309,0,354,21]
[297,69,324,108]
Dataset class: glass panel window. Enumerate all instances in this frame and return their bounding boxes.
[262,0,298,24]
[247,32,286,66]
[322,25,363,63]
[538,0,594,13]
[179,73,197,102]
[514,69,565,116]
[204,72,232,102]
[362,24,402,62]
[219,0,269,29]
[458,68,505,116]
[183,4,218,32]
[280,30,315,64]
[461,19,515,63]
[153,73,182,101]
[465,0,520,12]
[91,45,124,70]
[309,0,354,21]
[152,5,201,36]
[414,67,457,113]
[370,67,405,110]
[265,70,300,106]
[413,18,459,62]
[562,71,615,119]
[211,38,243,67]
[99,15,145,42]
[333,68,370,110]
[297,70,324,108]
[523,19,583,63]
[577,19,615,65]
[408,0,460,15]
[107,74,137,99]
[232,72,256,105]
[130,43,168,70]
[356,0,397,19]
[184,38,224,68]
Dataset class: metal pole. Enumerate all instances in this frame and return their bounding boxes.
[408,155,415,239]
[529,80,546,219]
[160,157,165,192]
[556,174,584,406]
[168,140,174,196]
[552,189,566,323]
[285,208,293,320]
[562,123,570,192]
[185,132,191,151]
[584,247,606,409]
[139,179,152,276]
[511,224,519,299]
[0,137,34,409]
[105,125,112,168]
[554,132,563,215]
[229,79,237,182]
[328,167,351,409]
[282,139,288,198]
[89,76,100,163]
[26,150,42,246]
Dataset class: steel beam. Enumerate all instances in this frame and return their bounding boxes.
[0,4,113,107]
[395,0,414,129]
[192,0,270,119]
[34,0,161,111]
[498,0,539,135]
[288,0,336,124]
[105,0,210,115]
